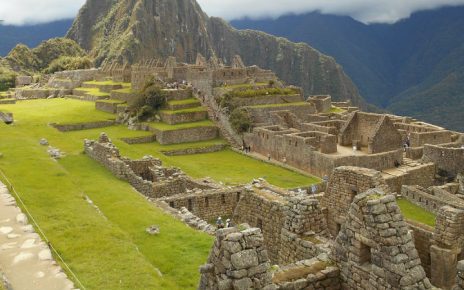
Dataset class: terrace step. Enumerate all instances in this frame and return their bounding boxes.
[159,108,208,125]
[166,98,201,110]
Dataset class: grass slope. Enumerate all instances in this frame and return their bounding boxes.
[0,99,318,288]
[0,99,212,289]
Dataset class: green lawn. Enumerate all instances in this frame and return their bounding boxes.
[168,98,200,106]
[245,102,308,109]
[160,107,207,115]
[330,106,346,113]
[0,99,318,289]
[397,199,436,227]
[145,120,215,131]
[83,80,131,87]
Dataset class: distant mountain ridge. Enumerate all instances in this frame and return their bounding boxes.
[65,0,367,108]
[0,19,74,56]
[231,7,464,131]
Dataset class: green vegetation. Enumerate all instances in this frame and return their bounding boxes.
[44,56,93,74]
[160,107,207,115]
[146,120,215,131]
[397,199,436,227]
[112,87,137,94]
[0,99,212,289]
[5,38,87,74]
[0,69,16,92]
[168,98,200,106]
[245,102,308,109]
[230,108,252,133]
[330,106,346,113]
[226,87,300,99]
[0,99,319,288]
[83,80,131,87]
[219,82,267,89]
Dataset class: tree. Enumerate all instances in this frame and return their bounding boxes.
[230,108,252,134]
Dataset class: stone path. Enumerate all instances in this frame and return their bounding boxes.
[0,182,76,290]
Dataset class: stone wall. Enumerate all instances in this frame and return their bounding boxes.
[272,257,340,290]
[320,166,390,237]
[233,189,286,263]
[95,101,123,114]
[149,126,218,145]
[199,226,274,290]
[160,110,208,125]
[235,94,304,107]
[246,103,316,124]
[423,143,464,176]
[402,185,464,214]
[408,221,434,278]
[158,188,243,222]
[15,75,33,87]
[308,95,332,113]
[51,120,115,132]
[334,189,433,289]
[278,195,329,265]
[382,162,435,194]
[120,135,156,144]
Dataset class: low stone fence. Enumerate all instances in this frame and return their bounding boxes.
[51,120,115,132]
[120,135,156,144]
[96,101,125,114]
[401,185,464,214]
[158,188,244,222]
[144,125,218,145]
[161,144,227,156]
[0,99,16,105]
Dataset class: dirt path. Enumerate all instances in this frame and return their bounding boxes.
[0,182,75,290]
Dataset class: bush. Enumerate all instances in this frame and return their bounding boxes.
[0,70,16,91]
[230,108,252,134]
[131,80,167,121]
[44,56,93,74]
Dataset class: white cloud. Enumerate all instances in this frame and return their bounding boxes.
[0,0,85,25]
[197,0,464,23]
[0,0,464,25]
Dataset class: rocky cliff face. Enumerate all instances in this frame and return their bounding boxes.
[67,0,366,107]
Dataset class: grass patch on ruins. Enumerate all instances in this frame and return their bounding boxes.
[160,107,207,115]
[0,99,213,289]
[397,199,436,227]
[330,106,346,113]
[145,120,215,131]
[112,87,138,94]
[219,82,268,89]
[168,98,201,106]
[82,80,131,87]
[74,87,110,97]
[227,87,300,98]
[245,102,308,109]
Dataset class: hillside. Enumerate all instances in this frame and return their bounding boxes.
[0,20,74,57]
[66,0,367,108]
[231,7,464,131]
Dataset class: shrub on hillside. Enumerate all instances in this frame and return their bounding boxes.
[230,108,252,134]
[0,70,16,91]
[132,79,167,121]
[44,56,93,74]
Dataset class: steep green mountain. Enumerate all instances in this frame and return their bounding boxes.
[0,20,74,57]
[0,38,89,91]
[66,0,367,108]
[231,7,464,131]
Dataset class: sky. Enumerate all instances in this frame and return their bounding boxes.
[0,0,464,25]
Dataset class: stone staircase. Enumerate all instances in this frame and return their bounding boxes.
[193,90,241,148]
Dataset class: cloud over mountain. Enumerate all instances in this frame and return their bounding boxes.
[1,0,464,25]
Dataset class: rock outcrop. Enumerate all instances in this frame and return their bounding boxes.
[67,0,366,107]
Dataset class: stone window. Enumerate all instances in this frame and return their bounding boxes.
[359,242,372,266]
[257,218,263,229]
[221,194,226,204]
[236,192,241,202]
[188,199,193,211]
[169,201,175,208]
[336,223,341,235]
[205,197,209,208]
